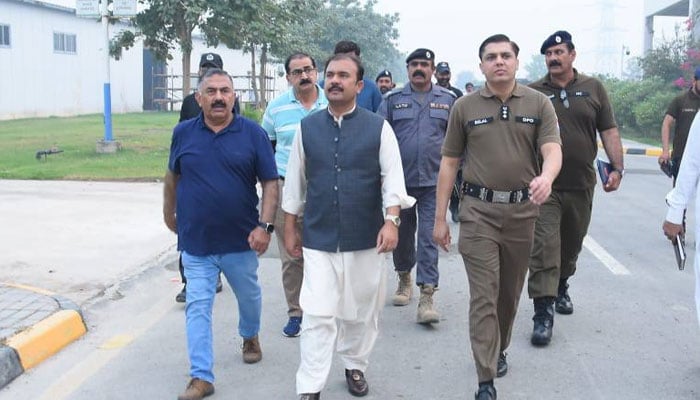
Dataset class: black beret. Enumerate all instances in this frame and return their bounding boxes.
[406,48,435,64]
[376,69,392,81]
[540,30,574,54]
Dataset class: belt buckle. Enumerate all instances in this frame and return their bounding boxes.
[492,190,510,204]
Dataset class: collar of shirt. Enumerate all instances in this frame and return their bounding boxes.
[327,105,357,127]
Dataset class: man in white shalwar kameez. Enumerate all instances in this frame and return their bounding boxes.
[283,54,415,399]
[663,112,700,328]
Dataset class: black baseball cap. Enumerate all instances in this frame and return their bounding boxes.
[199,53,223,69]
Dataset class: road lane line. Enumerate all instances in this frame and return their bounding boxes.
[583,235,631,275]
[36,296,175,400]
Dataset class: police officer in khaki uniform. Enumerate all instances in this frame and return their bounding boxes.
[527,31,623,347]
[378,48,456,325]
[434,34,562,400]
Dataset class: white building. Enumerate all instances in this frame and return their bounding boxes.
[0,0,286,120]
[644,0,700,51]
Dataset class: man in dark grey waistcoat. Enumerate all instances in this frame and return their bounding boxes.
[282,53,414,400]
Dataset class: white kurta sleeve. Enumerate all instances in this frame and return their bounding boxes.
[379,121,416,210]
[666,113,700,224]
[282,125,307,216]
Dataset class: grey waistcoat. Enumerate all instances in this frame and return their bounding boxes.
[300,107,385,252]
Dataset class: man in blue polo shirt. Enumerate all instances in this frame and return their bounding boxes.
[164,68,278,400]
[262,52,328,338]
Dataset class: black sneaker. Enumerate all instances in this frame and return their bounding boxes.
[175,285,186,303]
[475,382,497,400]
[496,352,507,377]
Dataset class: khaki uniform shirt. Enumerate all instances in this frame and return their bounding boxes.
[529,70,616,190]
[442,83,561,191]
[666,89,700,159]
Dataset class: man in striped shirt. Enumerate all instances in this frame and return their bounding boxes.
[262,52,329,338]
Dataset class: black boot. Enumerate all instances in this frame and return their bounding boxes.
[531,296,554,346]
[555,279,573,315]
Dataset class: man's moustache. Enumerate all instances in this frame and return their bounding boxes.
[413,71,426,78]
[328,85,343,92]
[211,101,227,108]
[548,61,562,67]
[300,79,312,85]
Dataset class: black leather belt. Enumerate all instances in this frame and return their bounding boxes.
[461,182,529,204]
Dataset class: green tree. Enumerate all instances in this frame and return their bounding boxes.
[523,54,547,82]
[302,0,403,79]
[110,0,212,96]
[204,0,324,109]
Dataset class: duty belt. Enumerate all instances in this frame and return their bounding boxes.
[462,182,529,204]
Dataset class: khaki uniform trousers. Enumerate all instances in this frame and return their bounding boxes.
[527,188,593,298]
[275,179,304,317]
[458,197,538,382]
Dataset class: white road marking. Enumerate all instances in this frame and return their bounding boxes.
[583,235,631,275]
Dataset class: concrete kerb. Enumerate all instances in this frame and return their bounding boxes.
[0,283,87,389]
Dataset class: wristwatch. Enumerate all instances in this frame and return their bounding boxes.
[258,222,274,234]
[385,215,401,228]
[613,168,625,177]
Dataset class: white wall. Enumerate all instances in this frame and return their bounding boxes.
[0,0,287,120]
[0,0,143,120]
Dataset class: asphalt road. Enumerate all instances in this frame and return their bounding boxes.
[1,153,699,400]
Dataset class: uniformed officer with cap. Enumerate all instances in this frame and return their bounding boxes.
[527,30,623,347]
[378,48,456,325]
[376,69,395,95]
[434,34,562,400]
[435,61,463,98]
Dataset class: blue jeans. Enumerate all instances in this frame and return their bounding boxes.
[182,250,261,383]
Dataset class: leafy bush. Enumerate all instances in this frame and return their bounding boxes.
[602,76,680,137]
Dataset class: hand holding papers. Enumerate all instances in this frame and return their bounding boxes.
[660,160,674,178]
[596,158,612,185]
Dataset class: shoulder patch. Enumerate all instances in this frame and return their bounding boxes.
[436,86,457,98]
[468,117,494,127]
[385,88,403,98]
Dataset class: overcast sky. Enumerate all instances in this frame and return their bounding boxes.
[373,0,685,80]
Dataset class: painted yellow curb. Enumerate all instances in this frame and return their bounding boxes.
[5,309,86,370]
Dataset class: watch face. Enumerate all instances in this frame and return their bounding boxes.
[260,222,274,233]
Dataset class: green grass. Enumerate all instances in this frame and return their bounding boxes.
[0,112,178,180]
[0,112,659,181]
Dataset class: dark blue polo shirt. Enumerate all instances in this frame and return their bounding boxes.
[168,115,278,256]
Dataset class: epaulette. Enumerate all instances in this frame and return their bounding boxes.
[385,88,403,98]
[436,86,457,98]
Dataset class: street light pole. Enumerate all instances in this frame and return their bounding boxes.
[620,45,630,79]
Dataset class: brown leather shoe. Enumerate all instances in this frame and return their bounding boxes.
[177,378,214,400]
[344,369,369,397]
[242,335,262,364]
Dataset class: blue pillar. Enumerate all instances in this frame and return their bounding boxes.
[103,82,113,142]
